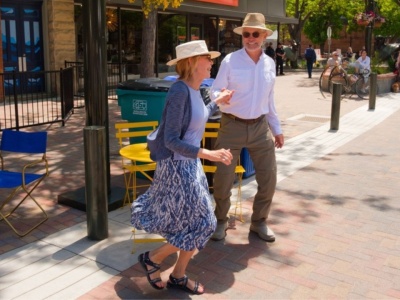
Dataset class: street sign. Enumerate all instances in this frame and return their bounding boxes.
[327,26,332,38]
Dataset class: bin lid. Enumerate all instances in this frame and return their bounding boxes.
[163,75,214,87]
[118,78,174,92]
[164,75,179,81]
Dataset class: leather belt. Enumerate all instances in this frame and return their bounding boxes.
[223,113,264,125]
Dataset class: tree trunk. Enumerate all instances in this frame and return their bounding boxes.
[140,9,157,78]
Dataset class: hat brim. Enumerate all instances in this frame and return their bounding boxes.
[167,51,221,66]
[233,26,273,37]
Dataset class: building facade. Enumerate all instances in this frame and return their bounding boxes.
[1,0,297,81]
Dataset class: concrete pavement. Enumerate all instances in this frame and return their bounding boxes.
[1,71,400,299]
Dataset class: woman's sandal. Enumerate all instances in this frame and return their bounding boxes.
[166,274,204,295]
[138,251,163,290]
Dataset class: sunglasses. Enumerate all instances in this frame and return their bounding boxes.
[200,55,213,62]
[242,31,261,38]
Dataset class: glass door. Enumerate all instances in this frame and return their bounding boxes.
[1,1,44,92]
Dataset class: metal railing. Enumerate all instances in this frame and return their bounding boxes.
[0,68,74,131]
[64,61,135,100]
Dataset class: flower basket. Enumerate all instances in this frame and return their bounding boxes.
[357,19,370,26]
[374,22,383,28]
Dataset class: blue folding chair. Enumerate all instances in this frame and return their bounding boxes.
[0,130,49,236]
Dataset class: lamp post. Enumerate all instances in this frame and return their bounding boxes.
[365,0,376,56]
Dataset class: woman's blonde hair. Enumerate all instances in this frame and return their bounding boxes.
[175,56,200,81]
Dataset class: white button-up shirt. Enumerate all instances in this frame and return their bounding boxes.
[211,48,282,136]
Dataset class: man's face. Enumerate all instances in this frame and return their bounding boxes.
[242,28,267,52]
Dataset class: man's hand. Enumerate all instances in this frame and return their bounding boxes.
[274,134,284,149]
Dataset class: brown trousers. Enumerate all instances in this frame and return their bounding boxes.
[213,114,277,224]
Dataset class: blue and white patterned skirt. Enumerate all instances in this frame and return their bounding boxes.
[131,157,216,251]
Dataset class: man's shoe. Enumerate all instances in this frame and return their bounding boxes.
[210,223,227,241]
[250,223,275,242]
[280,73,285,75]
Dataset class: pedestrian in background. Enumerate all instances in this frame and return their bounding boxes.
[210,12,284,242]
[265,42,275,61]
[275,42,285,75]
[131,40,233,295]
[304,44,317,78]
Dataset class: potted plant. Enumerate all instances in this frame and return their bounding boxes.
[355,11,374,26]
[374,16,385,28]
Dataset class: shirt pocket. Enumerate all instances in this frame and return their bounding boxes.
[229,69,252,92]
[263,68,275,83]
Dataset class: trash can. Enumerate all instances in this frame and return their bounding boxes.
[240,148,255,178]
[116,78,174,143]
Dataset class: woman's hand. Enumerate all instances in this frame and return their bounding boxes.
[198,148,233,165]
[215,88,234,106]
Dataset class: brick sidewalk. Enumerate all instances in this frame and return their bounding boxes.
[1,72,399,299]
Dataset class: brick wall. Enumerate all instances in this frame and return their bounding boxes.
[300,28,367,58]
[46,0,76,71]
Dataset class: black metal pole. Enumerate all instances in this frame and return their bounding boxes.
[84,126,108,240]
[365,0,375,57]
[82,0,110,192]
[369,73,377,110]
[330,83,342,131]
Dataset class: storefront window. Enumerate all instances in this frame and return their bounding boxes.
[107,10,142,64]
[157,13,186,74]
[75,6,142,65]
[218,18,241,60]
[74,5,241,77]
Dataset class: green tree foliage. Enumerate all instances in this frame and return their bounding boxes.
[303,10,344,53]
[375,0,400,41]
[128,0,183,77]
[287,0,399,57]
[128,0,183,16]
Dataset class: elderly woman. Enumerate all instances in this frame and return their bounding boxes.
[131,40,233,295]
[345,47,354,61]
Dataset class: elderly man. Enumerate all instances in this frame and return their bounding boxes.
[327,51,342,67]
[210,13,284,242]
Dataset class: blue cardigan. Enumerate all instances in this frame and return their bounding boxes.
[150,80,218,161]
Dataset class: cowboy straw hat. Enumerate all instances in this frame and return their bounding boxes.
[167,40,220,66]
[233,13,273,37]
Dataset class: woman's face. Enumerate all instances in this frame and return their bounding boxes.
[361,50,367,58]
[194,55,214,79]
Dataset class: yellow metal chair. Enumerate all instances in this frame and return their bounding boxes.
[115,121,166,252]
[0,130,49,236]
[115,121,158,206]
[130,229,166,254]
[202,122,246,222]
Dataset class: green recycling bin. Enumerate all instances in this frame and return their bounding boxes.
[116,78,174,143]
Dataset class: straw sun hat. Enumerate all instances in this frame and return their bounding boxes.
[167,40,220,66]
[233,12,273,37]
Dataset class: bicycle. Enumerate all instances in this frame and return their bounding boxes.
[319,64,373,100]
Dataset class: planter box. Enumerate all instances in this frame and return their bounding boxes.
[376,73,397,94]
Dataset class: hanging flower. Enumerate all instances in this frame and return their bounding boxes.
[375,16,385,23]
[355,12,374,23]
